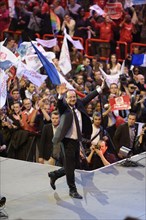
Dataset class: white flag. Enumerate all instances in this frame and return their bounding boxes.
[58,72,74,90]
[25,54,43,71]
[36,38,57,48]
[16,61,47,87]
[59,36,72,75]
[0,39,6,47]
[0,45,19,70]
[0,45,18,63]
[89,5,104,16]
[71,40,84,50]
[64,28,84,50]
[0,69,8,108]
[19,41,45,56]
[99,67,122,88]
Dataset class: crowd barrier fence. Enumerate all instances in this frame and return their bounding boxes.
[130,42,146,54]
[85,38,110,61]
[115,41,128,62]
[2,30,146,62]
[2,30,40,42]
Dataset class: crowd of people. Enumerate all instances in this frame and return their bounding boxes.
[0,0,146,198]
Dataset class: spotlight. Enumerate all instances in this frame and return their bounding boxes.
[119,146,133,158]
[0,196,8,219]
[119,146,145,167]
[0,197,6,208]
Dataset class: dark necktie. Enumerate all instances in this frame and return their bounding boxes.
[72,108,87,158]
[72,107,82,141]
[129,126,136,148]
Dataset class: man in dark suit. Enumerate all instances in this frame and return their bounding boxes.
[113,112,138,158]
[38,110,60,164]
[48,83,102,199]
[0,132,7,157]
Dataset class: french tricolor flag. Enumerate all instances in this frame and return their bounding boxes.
[131,54,146,67]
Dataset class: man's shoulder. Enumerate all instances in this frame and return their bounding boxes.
[43,123,52,129]
[118,122,128,130]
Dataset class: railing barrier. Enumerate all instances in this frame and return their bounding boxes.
[130,42,146,55]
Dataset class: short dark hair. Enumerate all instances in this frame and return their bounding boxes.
[66,89,76,98]
[93,111,101,118]
[51,110,59,117]
[26,81,34,88]
[12,89,19,94]
[128,112,136,118]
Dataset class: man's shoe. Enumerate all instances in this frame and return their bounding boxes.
[48,172,56,190]
[69,191,83,199]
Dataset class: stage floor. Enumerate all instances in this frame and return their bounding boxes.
[0,153,146,220]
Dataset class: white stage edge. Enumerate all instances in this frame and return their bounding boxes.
[0,153,146,220]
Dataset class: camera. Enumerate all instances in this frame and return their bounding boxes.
[136,90,140,95]
[0,196,6,208]
[95,145,101,150]
[119,74,128,85]
[139,95,143,99]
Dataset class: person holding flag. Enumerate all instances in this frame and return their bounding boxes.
[52,0,65,23]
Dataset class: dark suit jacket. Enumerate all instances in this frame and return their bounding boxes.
[53,90,99,144]
[39,123,54,160]
[113,123,138,153]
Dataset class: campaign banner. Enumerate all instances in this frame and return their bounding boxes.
[17,41,45,58]
[132,0,146,5]
[36,38,57,48]
[16,61,47,87]
[109,95,131,111]
[25,54,42,71]
[124,0,146,8]
[0,69,9,108]
[0,45,18,63]
[104,2,123,19]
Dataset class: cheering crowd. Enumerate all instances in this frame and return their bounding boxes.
[0,0,146,172]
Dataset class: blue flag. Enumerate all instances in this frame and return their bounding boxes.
[131,54,146,67]
[31,42,61,85]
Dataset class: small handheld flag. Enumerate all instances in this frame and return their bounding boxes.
[50,10,61,34]
[131,54,146,67]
